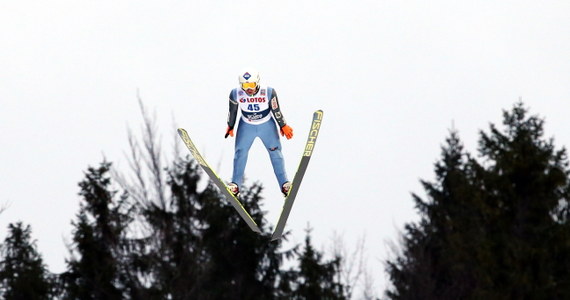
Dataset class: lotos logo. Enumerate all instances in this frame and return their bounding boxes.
[243,72,251,80]
[240,97,266,103]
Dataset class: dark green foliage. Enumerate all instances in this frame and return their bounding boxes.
[0,222,53,300]
[60,162,132,300]
[278,229,347,300]
[0,101,350,299]
[130,158,204,299]
[386,102,570,299]
[477,103,570,299]
[133,156,296,299]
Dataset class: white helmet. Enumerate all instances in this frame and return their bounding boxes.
[238,69,260,86]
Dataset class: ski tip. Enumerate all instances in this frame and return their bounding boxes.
[314,110,324,119]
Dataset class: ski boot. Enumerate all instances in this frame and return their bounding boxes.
[228,182,240,198]
[281,181,292,197]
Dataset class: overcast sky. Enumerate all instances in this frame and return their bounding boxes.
[2,0,570,295]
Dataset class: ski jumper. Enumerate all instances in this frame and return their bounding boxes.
[227,86,289,188]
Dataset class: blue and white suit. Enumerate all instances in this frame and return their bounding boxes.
[227,86,289,188]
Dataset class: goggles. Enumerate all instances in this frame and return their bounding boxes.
[241,82,257,90]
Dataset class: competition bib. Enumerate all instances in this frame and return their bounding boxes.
[237,86,272,124]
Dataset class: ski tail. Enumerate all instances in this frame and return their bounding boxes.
[271,110,323,241]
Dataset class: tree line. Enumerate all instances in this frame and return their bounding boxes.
[0,101,368,300]
[386,102,570,299]
[2,101,570,299]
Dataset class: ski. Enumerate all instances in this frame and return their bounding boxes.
[177,128,262,234]
[271,110,324,241]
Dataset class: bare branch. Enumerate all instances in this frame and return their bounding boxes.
[0,201,9,215]
[137,92,166,207]
[329,231,380,299]
[361,260,378,300]
[171,110,182,161]
[111,92,173,241]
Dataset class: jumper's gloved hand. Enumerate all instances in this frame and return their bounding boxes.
[280,125,293,140]
[225,126,234,138]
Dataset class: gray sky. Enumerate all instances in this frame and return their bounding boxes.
[2,0,570,295]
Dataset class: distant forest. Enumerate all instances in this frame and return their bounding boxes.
[2,102,570,300]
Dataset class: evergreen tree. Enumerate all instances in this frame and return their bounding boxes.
[0,222,53,299]
[477,102,570,298]
[386,131,488,299]
[196,182,286,300]
[386,102,570,299]
[117,101,293,299]
[131,158,203,299]
[279,229,347,300]
[60,162,132,300]
[109,99,347,299]
[134,156,289,299]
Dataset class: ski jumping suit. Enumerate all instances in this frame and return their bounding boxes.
[227,86,289,188]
